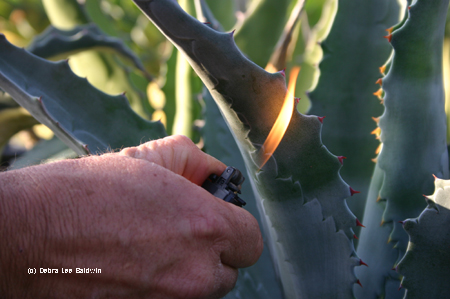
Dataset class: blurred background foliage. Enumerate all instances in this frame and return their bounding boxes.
[0,0,331,169]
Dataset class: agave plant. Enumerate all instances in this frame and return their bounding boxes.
[0,0,449,298]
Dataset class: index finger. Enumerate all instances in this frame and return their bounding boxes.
[119,135,226,185]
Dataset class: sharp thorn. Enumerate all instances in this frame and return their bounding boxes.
[398,284,403,291]
[230,29,236,37]
[356,219,365,227]
[383,34,392,43]
[318,116,326,123]
[337,156,347,165]
[375,78,383,85]
[279,68,286,77]
[294,97,300,104]
[360,259,368,267]
[432,174,438,180]
[356,280,363,288]
[350,187,360,196]
[353,234,358,239]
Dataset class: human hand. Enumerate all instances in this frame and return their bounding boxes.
[0,135,263,299]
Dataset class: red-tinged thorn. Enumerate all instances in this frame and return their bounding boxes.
[375,78,383,85]
[350,187,360,196]
[230,29,236,37]
[360,259,369,267]
[203,22,211,25]
[408,6,411,9]
[383,34,392,43]
[432,174,438,180]
[398,284,403,291]
[399,220,405,225]
[338,156,347,165]
[279,68,286,77]
[318,116,326,123]
[294,97,300,104]
[356,219,365,227]
[392,266,398,272]
[356,280,363,288]
[353,234,358,239]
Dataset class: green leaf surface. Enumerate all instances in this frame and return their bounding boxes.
[355,0,450,298]
[0,35,166,155]
[26,24,151,79]
[308,0,402,231]
[201,89,282,299]
[397,178,450,299]
[134,0,360,297]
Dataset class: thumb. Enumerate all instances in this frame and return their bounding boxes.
[119,135,226,185]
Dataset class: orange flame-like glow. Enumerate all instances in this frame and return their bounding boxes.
[259,66,300,169]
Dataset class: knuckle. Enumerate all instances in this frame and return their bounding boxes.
[189,212,227,242]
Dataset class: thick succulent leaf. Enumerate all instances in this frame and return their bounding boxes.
[41,0,153,120]
[355,0,450,298]
[397,178,450,299]
[0,35,166,155]
[202,89,283,299]
[196,8,282,297]
[26,24,151,79]
[309,0,402,231]
[134,0,360,297]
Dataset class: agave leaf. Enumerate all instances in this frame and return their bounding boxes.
[41,0,154,120]
[26,24,151,80]
[196,5,283,297]
[0,35,166,155]
[397,177,450,299]
[134,0,360,297]
[355,0,450,298]
[202,89,283,299]
[308,0,402,233]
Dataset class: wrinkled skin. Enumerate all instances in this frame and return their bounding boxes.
[0,135,263,299]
